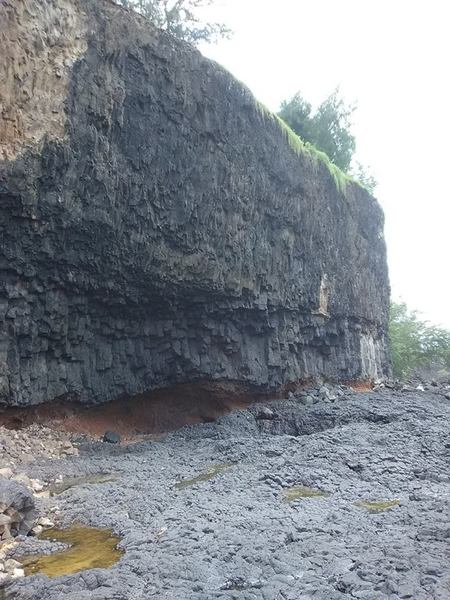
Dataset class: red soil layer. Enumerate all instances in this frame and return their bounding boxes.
[0,379,372,440]
[345,379,374,393]
[0,381,292,440]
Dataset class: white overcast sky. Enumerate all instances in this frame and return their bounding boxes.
[198,0,449,327]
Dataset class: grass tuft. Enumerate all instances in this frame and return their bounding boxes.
[255,100,356,194]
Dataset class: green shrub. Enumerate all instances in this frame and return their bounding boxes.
[389,301,450,379]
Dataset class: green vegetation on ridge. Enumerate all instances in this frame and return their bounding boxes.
[256,99,354,193]
[115,3,373,195]
[389,301,450,379]
[116,0,231,44]
[277,89,377,193]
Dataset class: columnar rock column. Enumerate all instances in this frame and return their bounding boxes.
[0,0,390,407]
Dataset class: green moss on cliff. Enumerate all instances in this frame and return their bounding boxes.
[256,100,354,194]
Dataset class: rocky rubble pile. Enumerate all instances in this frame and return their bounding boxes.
[0,478,36,585]
[0,424,78,469]
[382,380,450,399]
[0,425,72,587]
[289,382,357,404]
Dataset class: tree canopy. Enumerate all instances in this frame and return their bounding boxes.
[278,89,355,172]
[278,89,376,192]
[389,301,450,379]
[116,0,231,44]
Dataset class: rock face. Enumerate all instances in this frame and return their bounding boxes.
[0,0,390,407]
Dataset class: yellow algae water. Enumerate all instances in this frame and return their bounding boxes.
[21,526,123,578]
[48,473,117,496]
[174,463,235,490]
[355,499,400,512]
[282,485,330,502]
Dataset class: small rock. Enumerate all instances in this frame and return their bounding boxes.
[31,524,44,536]
[37,517,54,528]
[398,583,415,598]
[103,431,121,444]
[0,468,13,480]
[12,567,25,578]
[5,558,21,573]
[30,479,44,493]
[264,448,283,457]
[256,407,275,420]
[61,446,79,456]
[12,474,32,489]
[34,490,50,499]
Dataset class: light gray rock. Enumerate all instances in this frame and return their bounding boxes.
[0,477,36,540]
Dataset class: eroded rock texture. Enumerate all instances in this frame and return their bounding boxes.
[0,0,390,406]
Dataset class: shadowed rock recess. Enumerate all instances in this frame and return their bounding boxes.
[0,0,390,408]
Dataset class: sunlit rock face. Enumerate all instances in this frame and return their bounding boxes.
[0,0,390,407]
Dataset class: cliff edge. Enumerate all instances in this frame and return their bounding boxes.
[0,0,390,406]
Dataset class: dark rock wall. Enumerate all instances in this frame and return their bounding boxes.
[0,0,390,406]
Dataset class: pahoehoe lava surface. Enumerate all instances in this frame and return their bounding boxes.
[0,0,390,408]
[4,389,450,599]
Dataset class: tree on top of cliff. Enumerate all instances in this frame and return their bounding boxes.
[278,89,376,192]
[278,89,355,172]
[116,0,231,44]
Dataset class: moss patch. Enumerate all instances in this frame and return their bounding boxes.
[20,526,123,578]
[255,98,355,194]
[48,473,117,496]
[174,463,235,490]
[282,485,330,503]
[355,499,400,512]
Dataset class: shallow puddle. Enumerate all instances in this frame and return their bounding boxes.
[48,473,117,496]
[20,526,123,578]
[355,499,400,512]
[174,463,235,490]
[282,485,330,502]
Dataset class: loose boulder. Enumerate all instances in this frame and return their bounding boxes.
[0,477,36,540]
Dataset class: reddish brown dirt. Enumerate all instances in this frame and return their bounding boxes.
[0,380,297,440]
[345,379,374,393]
[0,379,372,441]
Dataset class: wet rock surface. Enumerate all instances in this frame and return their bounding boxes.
[2,386,450,599]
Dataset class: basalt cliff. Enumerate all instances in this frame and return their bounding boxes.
[0,0,390,407]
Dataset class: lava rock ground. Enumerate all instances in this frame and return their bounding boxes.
[3,388,450,599]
